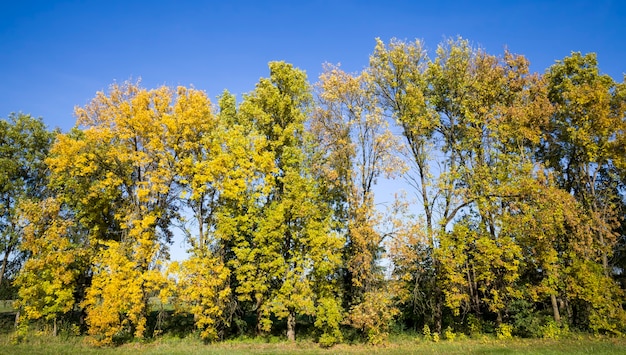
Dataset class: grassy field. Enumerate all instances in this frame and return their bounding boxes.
[0,334,624,355]
[0,304,623,354]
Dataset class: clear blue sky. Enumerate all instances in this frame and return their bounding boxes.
[1,0,625,132]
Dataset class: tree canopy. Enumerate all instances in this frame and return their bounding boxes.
[3,37,625,346]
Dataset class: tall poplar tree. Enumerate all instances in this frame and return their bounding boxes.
[228,62,342,341]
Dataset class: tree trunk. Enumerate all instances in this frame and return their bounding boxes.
[0,244,13,291]
[466,262,474,310]
[287,310,296,341]
[434,300,442,333]
[256,297,264,335]
[551,294,561,323]
[599,232,609,277]
[565,298,573,324]
[471,264,480,313]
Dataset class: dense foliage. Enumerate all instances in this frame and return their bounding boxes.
[2,37,625,346]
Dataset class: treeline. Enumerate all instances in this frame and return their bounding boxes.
[1,37,625,346]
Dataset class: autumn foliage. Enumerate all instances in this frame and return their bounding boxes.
[2,37,625,346]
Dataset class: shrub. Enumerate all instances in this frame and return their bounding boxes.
[345,291,399,345]
[496,323,513,340]
[422,324,431,341]
[540,319,568,339]
[466,314,482,336]
[432,332,440,342]
[444,326,456,341]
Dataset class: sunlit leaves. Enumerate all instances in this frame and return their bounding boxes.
[6,39,626,343]
[49,80,228,342]
[224,62,343,341]
[0,113,54,294]
[169,253,231,341]
[15,198,87,326]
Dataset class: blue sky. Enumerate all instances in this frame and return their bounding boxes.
[1,0,624,133]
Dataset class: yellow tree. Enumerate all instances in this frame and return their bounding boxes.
[429,39,552,325]
[143,87,234,342]
[168,253,230,341]
[314,63,403,343]
[372,37,553,329]
[542,53,624,274]
[368,37,444,330]
[47,81,215,344]
[540,52,626,333]
[226,62,343,342]
[14,198,89,336]
[168,89,267,341]
[510,170,625,334]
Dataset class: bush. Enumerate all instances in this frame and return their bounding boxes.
[444,326,456,341]
[345,291,399,345]
[496,323,513,340]
[466,314,482,336]
[314,298,343,347]
[432,332,440,342]
[540,320,568,339]
[422,324,431,341]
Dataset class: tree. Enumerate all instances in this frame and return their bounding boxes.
[368,37,444,330]
[226,62,342,341]
[314,62,403,342]
[429,39,553,325]
[0,113,54,297]
[168,89,254,341]
[370,37,555,329]
[542,52,624,275]
[539,52,626,332]
[48,81,209,344]
[14,198,88,336]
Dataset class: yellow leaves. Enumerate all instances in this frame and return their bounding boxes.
[315,60,406,309]
[83,239,171,345]
[546,52,622,174]
[345,290,399,345]
[15,198,86,326]
[57,80,228,343]
[314,297,344,346]
[169,253,231,341]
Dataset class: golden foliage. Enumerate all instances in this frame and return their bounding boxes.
[15,198,87,325]
[169,253,231,341]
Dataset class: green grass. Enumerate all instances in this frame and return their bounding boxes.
[0,334,624,355]
[0,300,15,313]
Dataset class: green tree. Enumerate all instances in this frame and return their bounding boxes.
[227,62,342,341]
[0,113,54,297]
[542,52,624,274]
[14,198,89,336]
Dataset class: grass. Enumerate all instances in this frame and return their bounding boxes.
[0,333,624,355]
[0,305,623,354]
[0,300,15,313]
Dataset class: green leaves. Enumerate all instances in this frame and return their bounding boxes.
[0,113,55,309]
[6,39,626,344]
